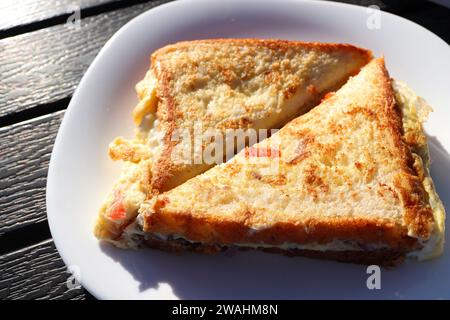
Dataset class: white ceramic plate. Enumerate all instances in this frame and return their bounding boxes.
[47,0,450,299]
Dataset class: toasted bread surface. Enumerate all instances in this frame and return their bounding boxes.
[139,58,443,260]
[147,39,372,192]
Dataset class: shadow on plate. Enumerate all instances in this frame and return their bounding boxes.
[100,136,450,299]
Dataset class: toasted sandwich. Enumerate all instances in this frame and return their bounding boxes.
[125,58,445,266]
[95,39,372,240]
[145,39,372,193]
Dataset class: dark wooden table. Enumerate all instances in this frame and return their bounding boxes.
[0,0,449,300]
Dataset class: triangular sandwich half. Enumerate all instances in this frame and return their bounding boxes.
[95,39,372,240]
[145,39,372,193]
[129,58,445,265]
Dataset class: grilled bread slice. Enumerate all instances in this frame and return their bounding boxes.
[141,39,372,193]
[95,39,372,241]
[133,58,445,265]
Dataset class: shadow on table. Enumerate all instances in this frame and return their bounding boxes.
[100,135,450,299]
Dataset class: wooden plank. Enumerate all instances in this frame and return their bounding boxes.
[400,2,450,44]
[0,0,163,40]
[328,0,450,44]
[0,0,169,120]
[0,239,90,300]
[0,111,64,239]
[0,0,118,32]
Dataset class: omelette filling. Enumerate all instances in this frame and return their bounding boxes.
[393,81,445,260]
[118,80,445,261]
[94,71,161,240]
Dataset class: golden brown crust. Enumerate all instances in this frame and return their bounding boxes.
[151,38,372,60]
[146,207,419,250]
[369,58,434,239]
[149,60,178,194]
